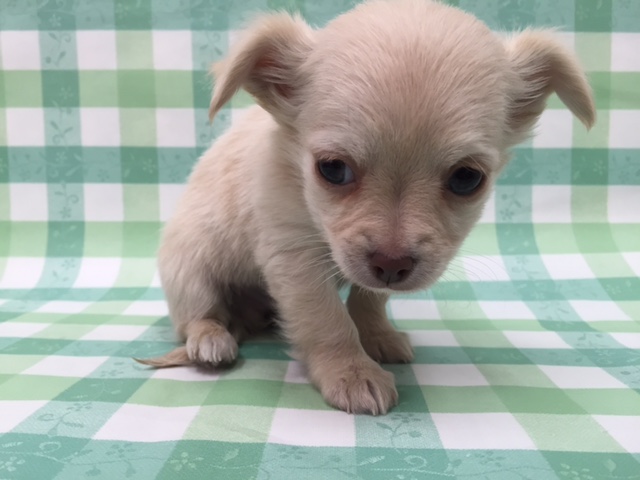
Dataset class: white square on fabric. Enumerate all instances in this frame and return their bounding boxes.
[0,322,49,338]
[531,185,572,223]
[152,366,220,382]
[532,109,573,148]
[611,33,640,72]
[74,258,122,288]
[10,184,48,221]
[0,258,46,289]
[80,108,121,146]
[539,366,627,389]
[610,111,640,148]
[156,109,196,147]
[389,299,441,320]
[122,301,169,316]
[0,32,41,70]
[478,191,496,223]
[503,331,572,349]
[622,253,640,277]
[608,186,640,223]
[478,301,536,320]
[284,361,309,384]
[150,270,162,288]
[152,31,193,70]
[569,300,630,321]
[81,325,148,341]
[6,109,45,146]
[408,330,459,347]
[23,355,109,377]
[609,333,640,349]
[158,184,186,221]
[94,404,199,442]
[461,255,511,281]
[412,364,488,386]
[594,416,640,453]
[268,408,356,447]
[83,184,123,221]
[541,254,596,280]
[0,401,47,433]
[76,31,117,69]
[36,301,91,314]
[432,413,536,449]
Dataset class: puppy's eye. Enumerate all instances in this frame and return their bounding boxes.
[317,160,355,185]
[448,167,484,196]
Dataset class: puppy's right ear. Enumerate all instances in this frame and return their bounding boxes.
[208,13,315,125]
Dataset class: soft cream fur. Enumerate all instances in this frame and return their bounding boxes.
[137,0,595,415]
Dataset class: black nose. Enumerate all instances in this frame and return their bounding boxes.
[369,252,414,284]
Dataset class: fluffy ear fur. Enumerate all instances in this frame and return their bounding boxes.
[208,13,315,125]
[505,29,596,145]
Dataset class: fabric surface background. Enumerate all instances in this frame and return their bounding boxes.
[0,1,639,479]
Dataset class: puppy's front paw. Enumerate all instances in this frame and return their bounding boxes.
[361,330,414,364]
[319,357,398,415]
[186,322,238,365]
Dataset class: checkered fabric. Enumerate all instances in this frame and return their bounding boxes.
[1,1,639,478]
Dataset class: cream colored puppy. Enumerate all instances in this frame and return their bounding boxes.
[140,0,595,414]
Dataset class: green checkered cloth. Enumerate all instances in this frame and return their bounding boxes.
[1,1,639,478]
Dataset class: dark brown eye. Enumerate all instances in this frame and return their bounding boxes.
[448,167,484,196]
[317,160,355,185]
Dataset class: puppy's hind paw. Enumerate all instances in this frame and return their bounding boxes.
[186,321,238,366]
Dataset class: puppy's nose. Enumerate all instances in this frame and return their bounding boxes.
[369,252,414,285]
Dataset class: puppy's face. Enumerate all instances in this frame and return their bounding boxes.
[209,0,595,293]
[298,4,510,291]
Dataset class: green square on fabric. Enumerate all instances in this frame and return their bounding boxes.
[572,186,608,223]
[42,70,80,108]
[121,222,161,257]
[55,378,145,403]
[157,441,265,480]
[2,71,43,107]
[123,184,159,221]
[116,31,153,69]
[574,109,609,149]
[535,224,579,254]
[518,414,623,453]
[204,379,283,407]
[84,222,123,256]
[128,379,213,407]
[575,33,611,71]
[184,405,273,442]
[565,389,640,415]
[79,71,119,107]
[0,375,79,400]
[277,383,334,411]
[46,222,84,257]
[118,70,156,108]
[423,386,506,413]
[0,354,46,374]
[611,73,640,109]
[493,386,585,414]
[120,108,156,147]
[575,0,612,32]
[9,222,48,256]
[155,71,194,108]
[572,148,608,185]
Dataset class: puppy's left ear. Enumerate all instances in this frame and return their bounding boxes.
[504,30,596,145]
[208,13,315,125]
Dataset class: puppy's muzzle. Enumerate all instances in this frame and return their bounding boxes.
[369,252,415,285]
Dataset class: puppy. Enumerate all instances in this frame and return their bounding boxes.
[139,0,595,415]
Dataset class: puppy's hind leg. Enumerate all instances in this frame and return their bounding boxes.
[136,244,239,368]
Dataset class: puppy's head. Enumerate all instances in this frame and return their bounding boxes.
[209,0,595,292]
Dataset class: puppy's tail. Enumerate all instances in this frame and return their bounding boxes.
[134,346,191,368]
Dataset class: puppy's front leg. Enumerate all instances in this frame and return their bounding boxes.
[347,285,414,364]
[264,251,398,415]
